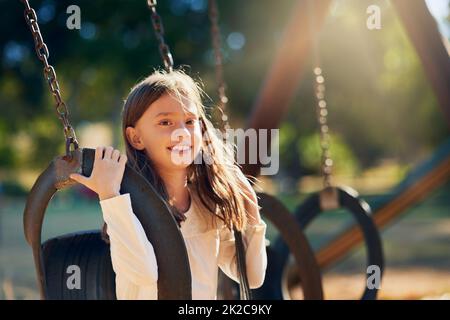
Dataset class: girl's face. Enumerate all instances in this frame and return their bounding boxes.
[126,92,203,172]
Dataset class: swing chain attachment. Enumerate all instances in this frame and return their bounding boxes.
[208,0,230,132]
[20,0,79,158]
[147,0,174,72]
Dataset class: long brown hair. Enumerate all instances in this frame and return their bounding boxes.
[103,69,257,239]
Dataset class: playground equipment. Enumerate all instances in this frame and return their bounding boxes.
[19,0,449,300]
[24,148,191,299]
[272,139,450,299]
[240,0,449,299]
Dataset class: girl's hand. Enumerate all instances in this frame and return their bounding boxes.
[69,146,128,201]
[239,175,262,226]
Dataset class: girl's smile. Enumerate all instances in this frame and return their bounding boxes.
[167,144,192,152]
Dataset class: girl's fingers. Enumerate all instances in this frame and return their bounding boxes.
[95,147,103,160]
[112,149,121,162]
[119,154,128,165]
[104,146,114,159]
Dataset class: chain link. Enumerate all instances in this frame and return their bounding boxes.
[147,0,174,72]
[20,0,78,156]
[208,0,230,132]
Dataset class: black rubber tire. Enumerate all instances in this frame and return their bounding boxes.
[277,187,384,300]
[42,230,116,300]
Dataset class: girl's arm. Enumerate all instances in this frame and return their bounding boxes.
[100,193,159,286]
[217,180,268,288]
[218,220,268,289]
[70,147,159,286]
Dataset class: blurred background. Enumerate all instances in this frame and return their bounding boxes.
[0,0,448,299]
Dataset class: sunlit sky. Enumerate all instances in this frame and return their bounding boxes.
[425,0,450,37]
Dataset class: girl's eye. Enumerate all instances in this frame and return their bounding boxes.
[186,119,197,125]
[159,120,172,126]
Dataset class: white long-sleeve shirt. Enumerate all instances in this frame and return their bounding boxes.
[99,185,268,300]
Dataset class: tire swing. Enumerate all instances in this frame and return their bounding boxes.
[276,0,384,300]
[24,149,191,300]
[20,0,191,299]
[291,187,384,300]
[254,193,323,300]
[208,0,323,300]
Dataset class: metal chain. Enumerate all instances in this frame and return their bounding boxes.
[313,67,333,188]
[208,0,230,131]
[20,0,79,156]
[308,0,333,188]
[147,0,174,72]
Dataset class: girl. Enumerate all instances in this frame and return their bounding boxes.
[69,70,267,300]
